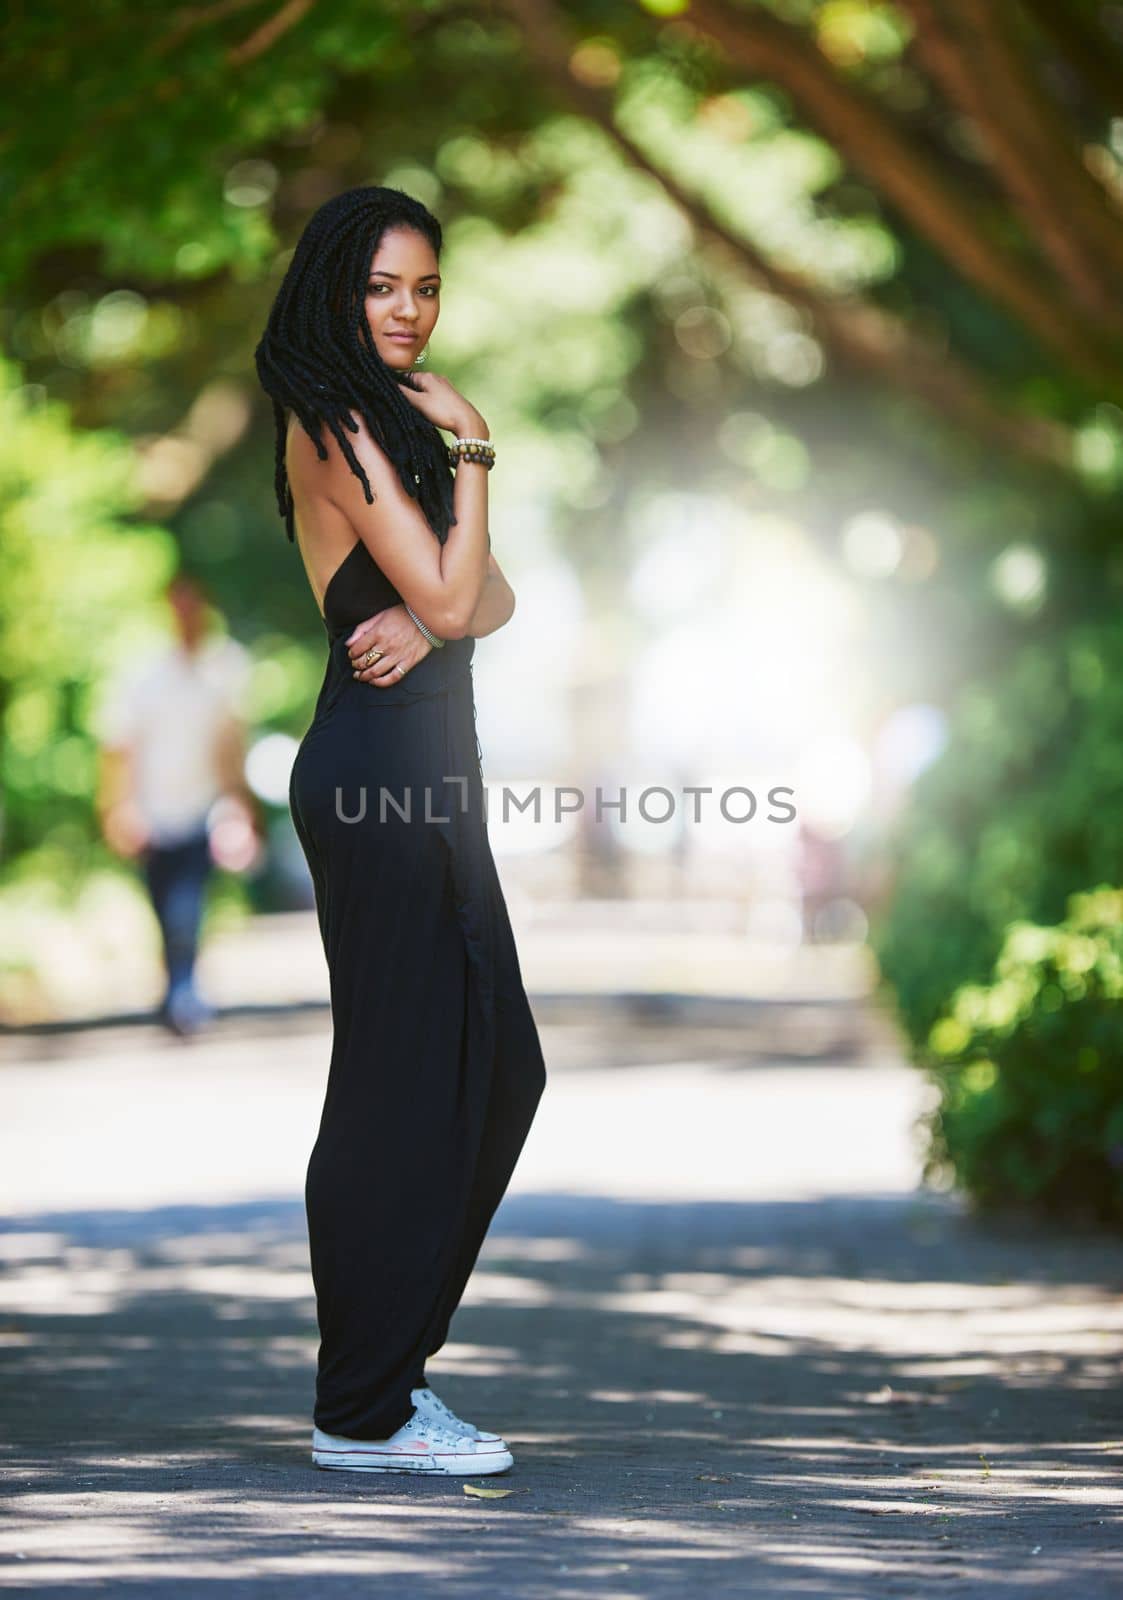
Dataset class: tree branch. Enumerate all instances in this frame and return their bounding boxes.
[227,0,317,66]
[901,0,1123,323]
[680,0,1123,391]
[498,0,1071,471]
[154,0,268,58]
[945,0,1123,276]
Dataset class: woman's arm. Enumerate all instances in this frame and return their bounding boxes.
[466,552,515,638]
[320,406,490,641]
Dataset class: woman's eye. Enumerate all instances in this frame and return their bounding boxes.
[366,285,439,296]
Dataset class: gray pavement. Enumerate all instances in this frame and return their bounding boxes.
[1,998,1121,1597]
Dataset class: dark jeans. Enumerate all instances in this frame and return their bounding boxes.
[143,826,213,1000]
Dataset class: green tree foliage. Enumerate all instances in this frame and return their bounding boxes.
[0,0,403,285]
[0,355,174,881]
[6,1,1123,461]
[872,616,1123,1047]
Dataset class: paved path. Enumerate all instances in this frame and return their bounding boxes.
[1,1001,1120,1597]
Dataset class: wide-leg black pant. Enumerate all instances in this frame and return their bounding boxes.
[289,636,546,1440]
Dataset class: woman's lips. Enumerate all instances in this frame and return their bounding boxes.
[386,333,417,342]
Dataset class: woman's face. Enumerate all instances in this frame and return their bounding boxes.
[363,226,441,370]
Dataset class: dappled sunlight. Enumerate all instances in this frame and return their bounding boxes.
[5,1009,1116,1600]
[2,1182,1120,1590]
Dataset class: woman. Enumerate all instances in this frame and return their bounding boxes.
[254,186,547,1476]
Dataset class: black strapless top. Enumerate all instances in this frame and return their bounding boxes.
[321,538,404,640]
[311,537,475,708]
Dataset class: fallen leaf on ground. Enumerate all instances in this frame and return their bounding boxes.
[464,1484,517,1498]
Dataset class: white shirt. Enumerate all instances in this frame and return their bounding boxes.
[98,634,252,847]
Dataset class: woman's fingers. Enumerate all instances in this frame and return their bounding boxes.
[347,613,396,671]
[357,659,402,685]
[352,638,429,685]
[355,653,406,685]
[352,639,389,682]
[349,638,376,666]
[349,636,385,674]
[345,614,381,656]
[348,603,433,684]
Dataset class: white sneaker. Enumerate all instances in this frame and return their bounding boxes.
[311,1408,514,1475]
[410,1385,504,1444]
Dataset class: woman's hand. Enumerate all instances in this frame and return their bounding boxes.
[399,370,487,438]
[346,603,434,686]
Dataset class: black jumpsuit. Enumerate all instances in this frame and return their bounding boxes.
[288,537,547,1441]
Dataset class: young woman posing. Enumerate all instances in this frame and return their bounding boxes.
[255,185,547,1476]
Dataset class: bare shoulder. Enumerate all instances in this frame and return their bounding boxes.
[284,408,382,487]
[304,409,408,510]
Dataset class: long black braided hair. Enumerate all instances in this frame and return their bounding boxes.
[254,185,457,546]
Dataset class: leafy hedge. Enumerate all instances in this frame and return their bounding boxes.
[870,618,1123,1221]
[922,886,1123,1223]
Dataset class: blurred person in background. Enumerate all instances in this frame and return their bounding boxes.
[796,817,847,944]
[95,569,258,1036]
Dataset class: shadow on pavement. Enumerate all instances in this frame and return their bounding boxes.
[1,1189,1120,1597]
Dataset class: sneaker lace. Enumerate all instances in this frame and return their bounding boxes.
[409,1409,471,1449]
[419,1388,467,1429]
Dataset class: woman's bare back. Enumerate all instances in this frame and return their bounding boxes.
[285,412,362,619]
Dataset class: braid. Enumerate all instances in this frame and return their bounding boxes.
[254,185,457,545]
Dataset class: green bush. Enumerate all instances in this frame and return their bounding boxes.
[871,618,1123,1051]
[922,886,1123,1223]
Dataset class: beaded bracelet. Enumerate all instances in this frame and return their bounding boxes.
[448,439,495,468]
[448,435,496,470]
[405,603,445,649]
